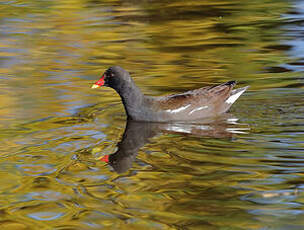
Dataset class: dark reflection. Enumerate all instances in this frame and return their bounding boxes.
[101,115,247,173]
[100,121,159,174]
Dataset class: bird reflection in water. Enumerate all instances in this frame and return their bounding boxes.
[99,115,249,174]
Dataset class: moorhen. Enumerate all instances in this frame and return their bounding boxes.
[91,66,249,122]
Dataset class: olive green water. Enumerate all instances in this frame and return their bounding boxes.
[1,0,304,229]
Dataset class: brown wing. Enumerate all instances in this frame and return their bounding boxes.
[155,81,235,111]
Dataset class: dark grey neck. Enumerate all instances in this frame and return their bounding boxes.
[114,79,144,120]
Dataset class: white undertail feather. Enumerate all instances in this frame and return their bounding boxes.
[225,86,249,104]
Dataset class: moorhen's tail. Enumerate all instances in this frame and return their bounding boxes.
[208,80,237,96]
[226,86,249,105]
[224,80,237,86]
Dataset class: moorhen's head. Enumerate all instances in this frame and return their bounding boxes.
[91,66,132,90]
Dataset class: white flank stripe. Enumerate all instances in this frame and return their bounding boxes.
[226,88,246,104]
[166,104,190,113]
[189,106,208,114]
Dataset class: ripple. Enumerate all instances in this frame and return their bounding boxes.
[28,211,65,221]
[17,164,57,176]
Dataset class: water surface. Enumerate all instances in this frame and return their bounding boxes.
[0,0,304,229]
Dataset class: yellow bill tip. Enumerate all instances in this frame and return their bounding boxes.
[91,84,100,89]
